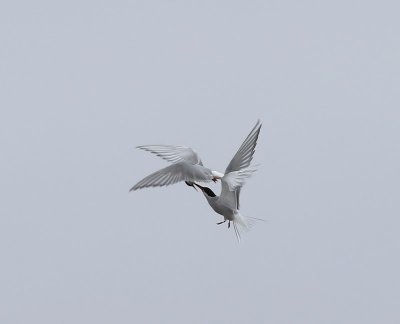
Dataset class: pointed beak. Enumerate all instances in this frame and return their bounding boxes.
[192,182,203,192]
[193,183,216,198]
[185,181,198,191]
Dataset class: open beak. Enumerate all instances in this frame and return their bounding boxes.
[185,181,198,191]
[192,182,204,192]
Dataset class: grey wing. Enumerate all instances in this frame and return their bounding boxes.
[224,120,262,208]
[136,145,202,164]
[130,162,212,191]
[224,120,262,174]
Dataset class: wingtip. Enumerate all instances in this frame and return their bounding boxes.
[136,145,157,150]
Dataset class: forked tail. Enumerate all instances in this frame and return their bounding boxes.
[232,211,264,243]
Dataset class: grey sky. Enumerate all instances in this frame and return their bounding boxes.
[1,1,399,323]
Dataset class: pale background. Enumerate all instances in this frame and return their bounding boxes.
[1,1,399,323]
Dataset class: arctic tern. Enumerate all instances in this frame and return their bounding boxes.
[193,120,262,241]
[130,145,224,191]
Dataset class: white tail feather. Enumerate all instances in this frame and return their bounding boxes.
[232,212,263,242]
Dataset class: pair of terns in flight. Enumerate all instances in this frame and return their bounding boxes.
[130,120,262,241]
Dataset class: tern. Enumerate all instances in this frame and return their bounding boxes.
[193,120,262,241]
[130,145,224,191]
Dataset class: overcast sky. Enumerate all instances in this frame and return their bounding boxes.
[1,1,399,323]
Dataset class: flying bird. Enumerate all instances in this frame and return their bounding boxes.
[130,145,224,191]
[193,120,262,241]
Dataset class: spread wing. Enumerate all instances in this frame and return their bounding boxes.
[224,120,262,174]
[224,120,262,209]
[137,145,202,165]
[130,162,212,191]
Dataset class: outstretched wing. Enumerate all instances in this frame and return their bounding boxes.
[137,145,202,165]
[224,120,262,174]
[130,162,212,191]
[224,120,262,209]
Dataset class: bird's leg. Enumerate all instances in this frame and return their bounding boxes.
[228,221,231,229]
[216,219,227,225]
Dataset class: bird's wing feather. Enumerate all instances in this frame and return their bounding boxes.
[130,162,211,191]
[136,145,201,164]
[222,167,257,191]
[225,120,262,174]
[236,187,242,210]
[223,120,262,209]
[219,167,256,209]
